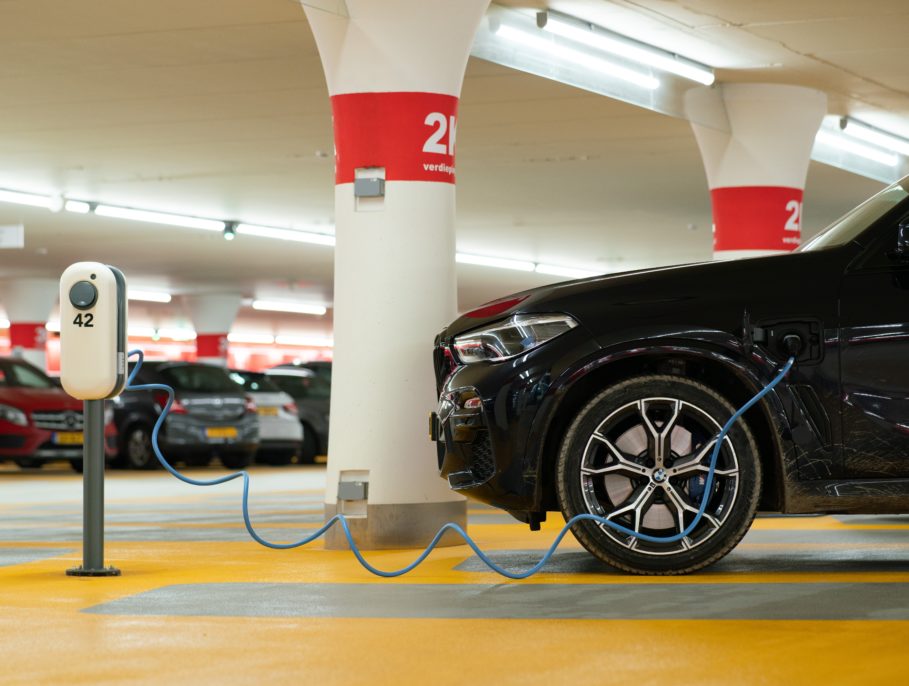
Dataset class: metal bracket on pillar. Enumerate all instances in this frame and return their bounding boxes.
[66,399,120,577]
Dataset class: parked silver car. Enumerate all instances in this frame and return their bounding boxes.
[228,370,303,465]
[265,364,330,464]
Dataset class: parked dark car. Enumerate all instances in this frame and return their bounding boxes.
[432,176,909,575]
[113,361,258,469]
[266,363,331,463]
[0,356,117,471]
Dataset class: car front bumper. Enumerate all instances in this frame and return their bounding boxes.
[0,423,118,461]
[431,325,600,518]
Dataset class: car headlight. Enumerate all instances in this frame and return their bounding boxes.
[452,313,578,363]
[0,403,28,427]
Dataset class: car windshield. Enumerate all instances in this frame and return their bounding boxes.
[158,365,240,393]
[800,177,909,251]
[0,360,56,389]
[228,371,282,393]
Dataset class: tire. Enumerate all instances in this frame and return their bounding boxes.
[220,451,252,469]
[14,458,42,469]
[299,424,319,464]
[556,375,761,575]
[69,459,83,473]
[123,424,158,470]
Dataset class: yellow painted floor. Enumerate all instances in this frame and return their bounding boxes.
[1,463,908,685]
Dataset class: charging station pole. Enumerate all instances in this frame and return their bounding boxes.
[67,399,119,577]
[60,261,127,578]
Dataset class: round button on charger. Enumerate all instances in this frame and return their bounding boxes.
[69,280,98,310]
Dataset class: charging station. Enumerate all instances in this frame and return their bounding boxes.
[59,262,127,577]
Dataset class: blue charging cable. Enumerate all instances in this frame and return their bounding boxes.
[126,350,794,578]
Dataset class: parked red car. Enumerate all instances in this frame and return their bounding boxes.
[0,357,117,472]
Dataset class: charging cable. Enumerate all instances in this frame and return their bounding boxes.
[126,350,795,578]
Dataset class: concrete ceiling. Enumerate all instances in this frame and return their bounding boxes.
[0,0,902,335]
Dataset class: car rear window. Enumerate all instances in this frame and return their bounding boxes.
[0,360,55,389]
[269,373,331,400]
[158,365,240,393]
[228,371,282,393]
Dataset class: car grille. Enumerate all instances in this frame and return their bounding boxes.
[32,410,84,431]
[0,436,25,448]
[470,433,494,482]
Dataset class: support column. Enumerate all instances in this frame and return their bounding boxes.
[2,278,58,370]
[686,84,827,259]
[185,294,241,366]
[304,0,489,548]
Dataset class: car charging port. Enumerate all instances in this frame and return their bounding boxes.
[753,319,821,364]
[782,333,804,358]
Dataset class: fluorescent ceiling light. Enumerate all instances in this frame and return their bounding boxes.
[543,14,714,86]
[840,117,909,157]
[64,200,91,214]
[129,290,172,303]
[236,223,336,246]
[815,130,900,167]
[495,25,659,90]
[275,335,334,347]
[252,300,328,316]
[535,263,598,279]
[94,204,225,232]
[227,333,275,345]
[456,252,535,272]
[0,189,53,209]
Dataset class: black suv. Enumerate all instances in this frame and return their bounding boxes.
[113,361,259,469]
[433,176,909,575]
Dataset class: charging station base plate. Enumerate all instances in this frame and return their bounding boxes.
[66,566,121,577]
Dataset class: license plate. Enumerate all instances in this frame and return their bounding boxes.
[54,431,84,445]
[206,427,238,439]
[257,407,279,417]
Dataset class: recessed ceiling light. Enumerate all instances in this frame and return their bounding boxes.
[128,290,172,303]
[495,25,660,91]
[252,300,328,316]
[542,13,715,86]
[94,204,225,232]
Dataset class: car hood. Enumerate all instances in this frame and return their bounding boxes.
[442,250,844,340]
[0,387,81,411]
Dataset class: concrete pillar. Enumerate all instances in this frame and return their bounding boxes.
[686,84,827,259]
[304,0,489,548]
[2,278,58,370]
[185,294,241,366]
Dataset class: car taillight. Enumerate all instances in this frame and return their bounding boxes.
[283,402,298,415]
[245,396,257,414]
[154,391,187,415]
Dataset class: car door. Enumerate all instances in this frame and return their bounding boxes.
[839,210,909,478]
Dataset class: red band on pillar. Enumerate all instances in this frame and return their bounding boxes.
[10,323,47,350]
[331,92,459,185]
[711,186,803,252]
[196,334,228,358]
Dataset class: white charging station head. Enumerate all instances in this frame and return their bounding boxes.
[59,262,128,400]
